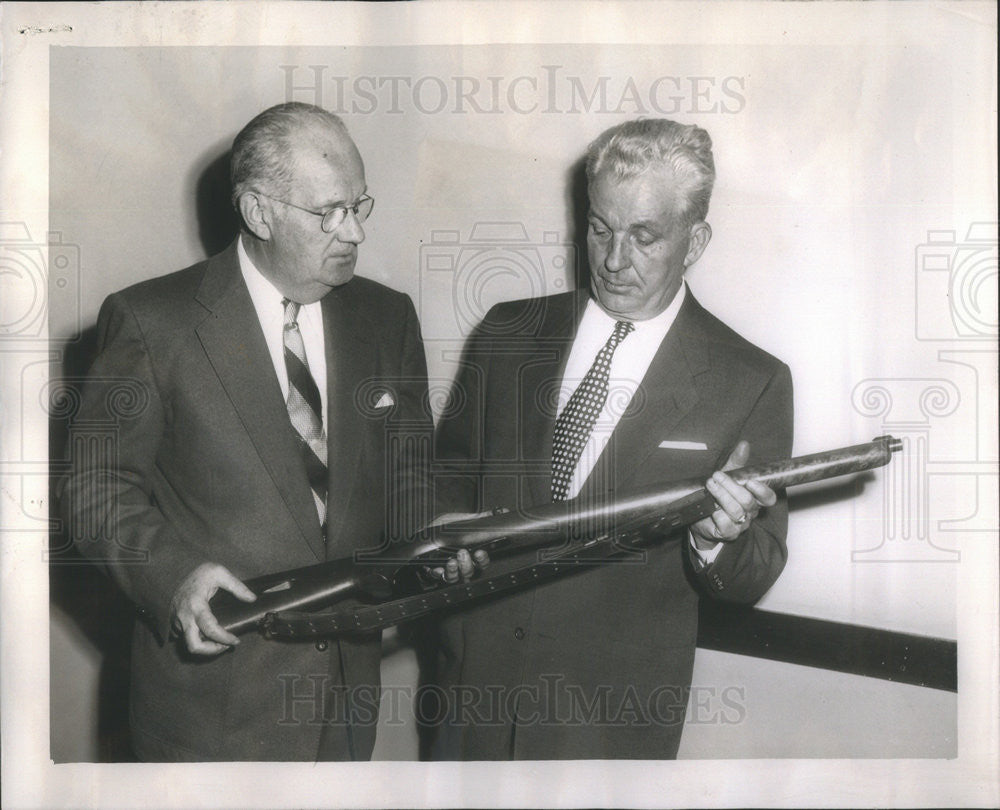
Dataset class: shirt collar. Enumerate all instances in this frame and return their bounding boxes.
[237,234,285,316]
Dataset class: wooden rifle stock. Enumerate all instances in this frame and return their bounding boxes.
[212,436,902,635]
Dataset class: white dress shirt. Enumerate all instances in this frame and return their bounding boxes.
[237,236,329,433]
[557,283,686,499]
[558,282,722,564]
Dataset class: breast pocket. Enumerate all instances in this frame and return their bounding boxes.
[641,445,718,486]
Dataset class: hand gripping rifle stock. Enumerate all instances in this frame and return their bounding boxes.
[212,436,902,637]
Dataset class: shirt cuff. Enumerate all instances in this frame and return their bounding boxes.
[689,531,724,568]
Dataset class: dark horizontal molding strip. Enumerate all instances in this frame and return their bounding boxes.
[696,601,957,693]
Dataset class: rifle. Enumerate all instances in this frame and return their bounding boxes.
[212,436,902,639]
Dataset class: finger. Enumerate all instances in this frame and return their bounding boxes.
[190,637,230,655]
[444,558,460,584]
[182,616,228,655]
[472,549,490,569]
[711,509,740,540]
[692,515,733,545]
[706,475,750,522]
[456,549,475,580]
[425,566,446,582]
[745,479,777,507]
[711,472,757,514]
[195,605,241,647]
[691,516,716,542]
[722,440,750,472]
[213,568,257,603]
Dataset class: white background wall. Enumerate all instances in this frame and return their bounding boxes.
[49,42,990,632]
[2,2,994,803]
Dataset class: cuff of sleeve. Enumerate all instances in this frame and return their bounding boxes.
[689,531,724,568]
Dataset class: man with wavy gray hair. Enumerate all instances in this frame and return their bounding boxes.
[431,118,793,759]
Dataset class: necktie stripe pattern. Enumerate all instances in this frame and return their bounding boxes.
[284,348,323,420]
[550,320,634,501]
[282,299,328,526]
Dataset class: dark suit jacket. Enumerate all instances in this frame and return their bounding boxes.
[61,241,432,761]
[430,288,793,759]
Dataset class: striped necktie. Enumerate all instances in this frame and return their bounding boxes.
[282,299,328,526]
[551,319,635,501]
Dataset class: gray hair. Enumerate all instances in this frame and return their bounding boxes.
[585,119,716,225]
[229,102,349,208]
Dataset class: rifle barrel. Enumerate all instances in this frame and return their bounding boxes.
[214,436,901,634]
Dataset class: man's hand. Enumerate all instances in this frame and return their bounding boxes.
[170,562,257,656]
[691,441,777,550]
[423,511,493,584]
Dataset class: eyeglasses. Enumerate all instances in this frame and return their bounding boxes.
[260,192,375,233]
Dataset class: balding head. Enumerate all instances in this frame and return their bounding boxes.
[231,103,368,303]
[230,102,355,211]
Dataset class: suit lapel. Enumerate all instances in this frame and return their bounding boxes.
[522,291,588,507]
[320,283,373,553]
[194,243,327,561]
[584,291,711,497]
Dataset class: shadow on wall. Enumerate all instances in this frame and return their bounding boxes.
[194,149,240,258]
[567,155,591,291]
[49,150,237,762]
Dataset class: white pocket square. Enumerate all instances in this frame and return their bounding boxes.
[374,392,395,409]
[658,440,708,450]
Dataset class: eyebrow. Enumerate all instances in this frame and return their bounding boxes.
[316,187,369,209]
[588,211,661,232]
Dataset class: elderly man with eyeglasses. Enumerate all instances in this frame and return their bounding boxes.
[61,102,436,761]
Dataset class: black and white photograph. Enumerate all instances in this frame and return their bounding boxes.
[0,1,996,807]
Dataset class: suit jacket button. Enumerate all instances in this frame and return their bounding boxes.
[513,627,525,640]
[315,639,329,652]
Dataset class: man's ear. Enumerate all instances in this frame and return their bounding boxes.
[237,192,272,241]
[684,221,712,268]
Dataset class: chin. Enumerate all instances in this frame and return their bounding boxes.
[593,288,639,317]
[324,262,357,287]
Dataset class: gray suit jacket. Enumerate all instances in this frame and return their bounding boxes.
[430,288,793,759]
[62,241,432,760]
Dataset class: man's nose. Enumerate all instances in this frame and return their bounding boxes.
[604,234,629,272]
[336,210,366,245]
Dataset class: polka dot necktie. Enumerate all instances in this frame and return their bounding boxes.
[282,299,328,526]
[551,320,635,501]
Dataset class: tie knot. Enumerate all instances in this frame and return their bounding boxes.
[611,320,634,344]
[282,298,301,328]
